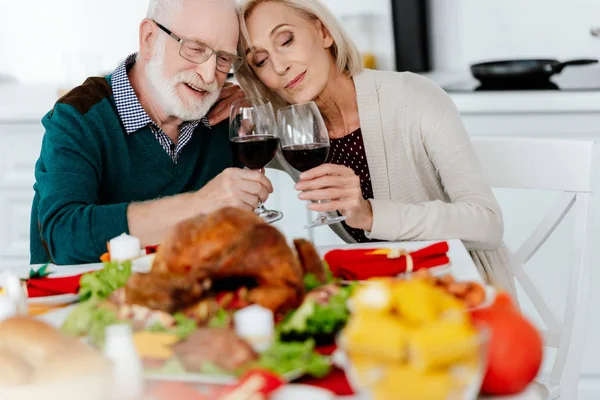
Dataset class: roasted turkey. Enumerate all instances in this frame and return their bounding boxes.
[122,207,325,318]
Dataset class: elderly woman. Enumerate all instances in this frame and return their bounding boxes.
[234,0,514,292]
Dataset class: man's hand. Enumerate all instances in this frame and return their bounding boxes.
[295,164,373,231]
[195,168,273,212]
[128,168,273,247]
[207,82,246,125]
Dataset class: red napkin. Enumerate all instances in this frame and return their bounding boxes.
[26,274,84,298]
[324,241,450,281]
[145,245,160,254]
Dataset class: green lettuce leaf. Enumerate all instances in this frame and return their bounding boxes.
[61,300,127,346]
[78,260,132,301]
[148,312,197,340]
[279,283,356,336]
[256,339,330,378]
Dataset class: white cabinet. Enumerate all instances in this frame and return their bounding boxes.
[0,122,42,268]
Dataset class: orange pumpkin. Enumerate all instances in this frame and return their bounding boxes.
[470,291,543,395]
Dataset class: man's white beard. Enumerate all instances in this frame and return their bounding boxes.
[145,38,221,122]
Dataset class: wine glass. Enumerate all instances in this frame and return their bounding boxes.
[277,101,346,228]
[229,97,283,224]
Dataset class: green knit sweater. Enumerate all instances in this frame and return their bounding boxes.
[30,76,235,265]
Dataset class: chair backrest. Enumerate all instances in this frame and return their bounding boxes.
[472,136,597,192]
[470,135,598,399]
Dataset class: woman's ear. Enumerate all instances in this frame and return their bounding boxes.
[315,20,334,49]
[139,19,158,61]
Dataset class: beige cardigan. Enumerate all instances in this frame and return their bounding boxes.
[270,69,515,293]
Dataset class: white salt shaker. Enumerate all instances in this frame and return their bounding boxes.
[104,324,144,400]
[109,233,141,262]
[234,304,275,352]
[0,270,27,316]
[0,297,17,323]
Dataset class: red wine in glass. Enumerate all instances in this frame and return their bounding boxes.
[229,98,283,224]
[277,101,346,228]
[231,135,279,170]
[281,143,329,172]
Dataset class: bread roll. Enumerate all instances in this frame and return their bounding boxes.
[32,344,111,383]
[0,348,32,386]
[0,316,112,400]
[0,317,66,368]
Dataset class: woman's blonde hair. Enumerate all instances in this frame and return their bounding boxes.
[235,0,363,111]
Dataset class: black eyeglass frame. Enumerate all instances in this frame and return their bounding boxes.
[153,20,244,74]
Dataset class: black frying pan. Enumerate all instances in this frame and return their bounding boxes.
[471,58,598,84]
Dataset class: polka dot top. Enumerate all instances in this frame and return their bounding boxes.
[327,128,377,243]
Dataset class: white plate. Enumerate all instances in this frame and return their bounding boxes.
[271,384,335,400]
[132,254,155,273]
[27,293,79,306]
[144,372,238,385]
[145,369,304,386]
[474,285,497,310]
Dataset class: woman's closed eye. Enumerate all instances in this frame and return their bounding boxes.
[250,33,294,68]
[279,32,294,47]
[252,55,268,68]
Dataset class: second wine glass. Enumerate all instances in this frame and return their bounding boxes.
[277,101,346,228]
[229,97,283,224]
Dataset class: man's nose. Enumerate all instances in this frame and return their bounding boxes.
[195,55,217,84]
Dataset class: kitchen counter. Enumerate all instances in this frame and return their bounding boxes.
[0,83,63,122]
[421,69,600,114]
[4,68,600,121]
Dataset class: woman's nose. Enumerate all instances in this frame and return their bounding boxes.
[271,56,291,75]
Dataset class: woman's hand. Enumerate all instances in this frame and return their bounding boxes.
[295,164,373,231]
[206,82,246,125]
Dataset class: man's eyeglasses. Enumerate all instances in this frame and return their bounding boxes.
[153,20,243,74]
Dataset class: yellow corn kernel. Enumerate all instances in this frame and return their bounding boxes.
[409,320,479,371]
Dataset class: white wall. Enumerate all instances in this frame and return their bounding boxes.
[0,0,395,84]
[3,0,600,83]
[430,0,600,72]
[0,0,148,84]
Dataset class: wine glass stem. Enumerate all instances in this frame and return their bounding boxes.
[316,211,330,224]
[255,202,267,215]
[313,200,330,221]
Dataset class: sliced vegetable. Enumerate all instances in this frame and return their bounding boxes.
[207,308,231,329]
[221,370,285,399]
[148,312,197,340]
[79,260,132,302]
[61,300,125,346]
[278,283,356,341]
[256,339,331,378]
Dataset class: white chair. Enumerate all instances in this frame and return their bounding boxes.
[471,136,598,399]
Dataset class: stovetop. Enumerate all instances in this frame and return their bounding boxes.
[443,64,600,92]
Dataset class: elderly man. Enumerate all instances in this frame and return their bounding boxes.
[30,0,272,265]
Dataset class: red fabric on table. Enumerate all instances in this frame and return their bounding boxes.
[299,368,355,396]
[145,245,160,254]
[324,241,450,280]
[295,345,355,396]
[219,370,284,399]
[331,255,449,281]
[26,274,84,298]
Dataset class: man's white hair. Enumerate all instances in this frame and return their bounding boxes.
[146,0,237,25]
[146,0,184,24]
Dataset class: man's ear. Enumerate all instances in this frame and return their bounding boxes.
[139,18,158,60]
[315,20,334,49]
